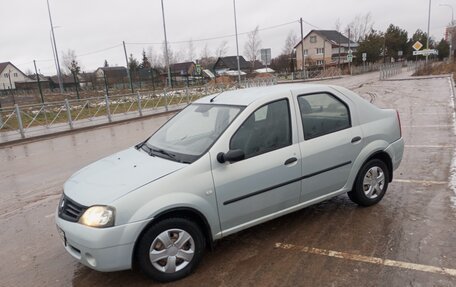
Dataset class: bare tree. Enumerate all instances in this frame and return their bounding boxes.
[146,47,162,69]
[200,43,211,59]
[62,49,81,75]
[199,43,216,68]
[216,41,229,58]
[344,12,374,42]
[334,18,342,32]
[187,39,195,62]
[244,25,262,69]
[282,30,297,55]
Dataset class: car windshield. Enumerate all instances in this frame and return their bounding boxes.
[146,104,243,163]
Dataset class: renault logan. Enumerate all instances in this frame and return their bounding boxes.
[56,84,404,282]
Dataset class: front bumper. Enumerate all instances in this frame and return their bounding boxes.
[55,212,151,272]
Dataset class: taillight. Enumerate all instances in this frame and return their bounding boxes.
[396,110,402,137]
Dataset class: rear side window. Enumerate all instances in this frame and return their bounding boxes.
[298,93,351,140]
[230,99,291,158]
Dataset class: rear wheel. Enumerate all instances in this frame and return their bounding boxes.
[348,159,389,206]
[136,217,206,282]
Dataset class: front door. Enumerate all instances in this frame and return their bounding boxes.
[210,98,302,235]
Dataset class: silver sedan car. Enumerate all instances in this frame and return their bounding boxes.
[56,84,404,282]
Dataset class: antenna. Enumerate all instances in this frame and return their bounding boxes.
[210,92,224,103]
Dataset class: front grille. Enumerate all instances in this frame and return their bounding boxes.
[58,194,87,222]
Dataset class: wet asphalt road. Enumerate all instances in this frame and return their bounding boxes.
[1,72,456,286]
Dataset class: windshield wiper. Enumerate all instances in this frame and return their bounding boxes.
[150,147,176,160]
[138,143,155,156]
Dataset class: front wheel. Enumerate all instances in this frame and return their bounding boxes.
[348,159,389,206]
[135,217,206,282]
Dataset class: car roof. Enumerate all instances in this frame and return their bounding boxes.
[194,83,334,106]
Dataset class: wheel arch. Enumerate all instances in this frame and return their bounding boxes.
[363,150,393,182]
[131,207,214,270]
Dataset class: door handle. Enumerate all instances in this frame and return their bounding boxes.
[284,157,298,165]
[351,136,362,143]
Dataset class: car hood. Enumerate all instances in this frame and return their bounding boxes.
[64,147,186,206]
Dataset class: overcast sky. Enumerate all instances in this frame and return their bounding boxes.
[0,0,451,75]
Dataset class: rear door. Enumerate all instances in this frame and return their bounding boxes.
[292,89,364,202]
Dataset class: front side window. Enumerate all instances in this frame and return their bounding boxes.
[298,93,351,140]
[230,99,291,159]
[316,48,324,54]
[147,104,243,163]
[310,36,317,43]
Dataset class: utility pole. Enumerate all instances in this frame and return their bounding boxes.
[426,0,432,64]
[122,41,134,93]
[348,28,352,75]
[233,0,242,86]
[46,0,64,94]
[323,39,326,72]
[33,60,44,103]
[338,31,341,67]
[161,0,173,88]
[300,18,305,77]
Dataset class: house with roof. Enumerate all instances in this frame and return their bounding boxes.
[169,62,196,77]
[15,74,51,90]
[213,56,250,76]
[94,66,128,81]
[0,62,31,90]
[294,30,358,69]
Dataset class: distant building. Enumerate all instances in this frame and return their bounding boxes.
[169,62,196,77]
[15,74,51,90]
[94,66,128,80]
[294,30,358,69]
[213,56,250,76]
[48,75,79,90]
[0,62,31,90]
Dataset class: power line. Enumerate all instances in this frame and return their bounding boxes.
[127,19,302,46]
[77,44,123,57]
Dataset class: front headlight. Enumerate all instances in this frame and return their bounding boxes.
[79,206,115,228]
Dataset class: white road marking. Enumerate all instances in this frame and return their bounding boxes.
[394,179,448,185]
[402,125,453,128]
[405,144,454,148]
[414,112,448,115]
[275,243,456,277]
[45,213,55,218]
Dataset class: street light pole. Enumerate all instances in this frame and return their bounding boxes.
[440,4,454,24]
[426,0,432,64]
[46,0,64,93]
[233,0,241,86]
[160,0,172,88]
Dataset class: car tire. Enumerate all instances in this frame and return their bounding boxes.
[348,159,389,207]
[135,217,206,282]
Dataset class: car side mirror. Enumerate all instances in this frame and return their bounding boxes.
[217,149,245,163]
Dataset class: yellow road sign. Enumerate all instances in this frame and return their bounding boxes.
[412,41,423,51]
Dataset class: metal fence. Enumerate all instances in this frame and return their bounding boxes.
[0,78,275,141]
[379,63,403,80]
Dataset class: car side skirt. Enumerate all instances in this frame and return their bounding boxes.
[217,187,349,238]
